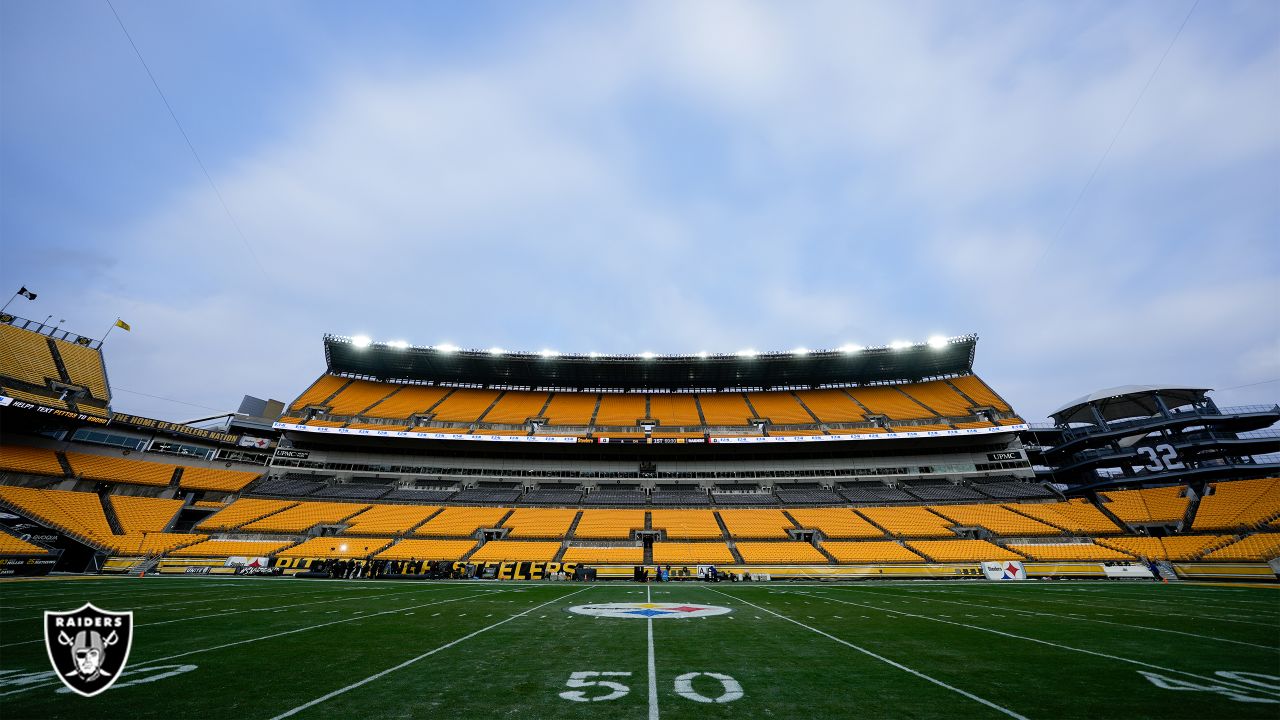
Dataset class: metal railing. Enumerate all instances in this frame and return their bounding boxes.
[0,313,102,349]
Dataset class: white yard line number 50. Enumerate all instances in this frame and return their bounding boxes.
[559,670,743,704]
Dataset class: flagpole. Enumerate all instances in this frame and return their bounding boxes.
[101,321,117,345]
[0,291,19,315]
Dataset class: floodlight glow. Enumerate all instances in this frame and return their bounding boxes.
[640,351,656,360]
[435,343,459,354]
[488,347,505,356]
[540,349,560,358]
[387,340,409,350]
[791,347,809,356]
[889,340,913,350]
[696,351,709,359]
[927,335,948,349]
[338,543,348,552]
[351,335,372,348]
[736,349,758,358]
[839,343,863,354]
[588,351,601,359]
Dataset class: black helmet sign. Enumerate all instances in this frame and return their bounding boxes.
[43,603,133,697]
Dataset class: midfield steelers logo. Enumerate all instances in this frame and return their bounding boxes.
[44,603,134,697]
[568,602,731,619]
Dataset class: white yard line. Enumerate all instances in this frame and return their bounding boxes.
[0,588,509,698]
[647,583,660,720]
[783,590,1280,699]
[822,586,1274,650]
[706,588,1029,720]
[268,586,593,720]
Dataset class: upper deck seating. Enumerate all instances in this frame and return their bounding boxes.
[0,445,65,476]
[65,452,174,487]
[1193,478,1280,530]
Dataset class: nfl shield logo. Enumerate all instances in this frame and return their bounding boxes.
[44,603,133,697]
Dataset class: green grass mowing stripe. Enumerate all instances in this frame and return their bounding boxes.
[0,583,459,648]
[972,581,1280,614]
[267,585,595,720]
[0,585,510,699]
[778,587,1280,700]
[0,584,370,621]
[701,586,1030,720]
[821,584,1276,649]
[939,584,1280,628]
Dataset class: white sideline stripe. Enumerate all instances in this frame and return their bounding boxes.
[268,587,593,720]
[706,589,1029,720]
[647,584,659,720]
[787,591,1280,699]
[0,588,504,698]
[0,585,444,648]
[826,586,1275,650]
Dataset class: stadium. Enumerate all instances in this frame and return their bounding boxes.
[0,316,1277,719]
[4,3,1279,719]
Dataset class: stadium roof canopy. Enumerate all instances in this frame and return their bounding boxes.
[1050,385,1211,425]
[323,334,979,390]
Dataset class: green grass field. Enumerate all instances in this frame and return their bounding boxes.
[1,576,1277,719]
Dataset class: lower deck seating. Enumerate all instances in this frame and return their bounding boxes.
[1007,500,1120,534]
[821,541,923,563]
[170,539,296,558]
[650,510,724,539]
[788,508,885,538]
[906,539,1021,562]
[110,496,183,533]
[1100,486,1189,525]
[197,499,298,531]
[734,541,827,564]
[0,533,53,555]
[1096,536,1231,561]
[1201,534,1280,561]
[561,546,644,564]
[342,505,440,535]
[501,509,578,538]
[278,537,394,559]
[468,540,562,562]
[574,510,645,539]
[1005,543,1134,561]
[240,502,369,533]
[652,542,735,565]
[414,507,510,537]
[375,538,477,561]
[857,506,955,537]
[717,509,794,538]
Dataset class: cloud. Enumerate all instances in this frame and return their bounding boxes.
[42,0,1277,421]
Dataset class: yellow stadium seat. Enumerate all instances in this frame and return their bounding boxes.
[907,540,1021,562]
[0,445,65,476]
[375,538,477,561]
[734,542,827,563]
[343,505,440,535]
[574,510,646,539]
[788,508,886,538]
[561,546,644,564]
[822,541,924,563]
[717,509,795,539]
[857,506,954,537]
[501,509,578,538]
[414,507,510,537]
[652,542,735,565]
[651,510,724,539]
[469,540,561,562]
[170,539,295,558]
[278,537,393,559]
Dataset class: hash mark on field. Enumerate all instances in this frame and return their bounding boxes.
[485,614,493,618]
[404,612,414,616]
[432,613,441,617]
[834,615,843,619]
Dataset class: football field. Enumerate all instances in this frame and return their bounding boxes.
[1,576,1277,719]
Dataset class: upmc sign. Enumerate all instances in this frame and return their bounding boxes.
[987,451,1021,462]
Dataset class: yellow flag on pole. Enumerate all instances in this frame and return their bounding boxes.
[114,319,131,332]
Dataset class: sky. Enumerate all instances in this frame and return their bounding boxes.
[1,0,1277,423]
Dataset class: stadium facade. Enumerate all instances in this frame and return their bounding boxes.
[0,314,1277,583]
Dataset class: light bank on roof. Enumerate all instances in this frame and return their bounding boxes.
[322,334,979,391]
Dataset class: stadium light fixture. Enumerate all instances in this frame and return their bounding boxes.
[588,351,601,359]
[839,343,863,354]
[351,335,372,348]
[387,340,409,350]
[435,343,459,354]
[696,351,709,359]
[640,351,656,360]
[488,347,505,356]
[791,347,809,356]
[539,349,560,358]
[889,340,913,350]
[927,335,948,349]
[736,349,758,358]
